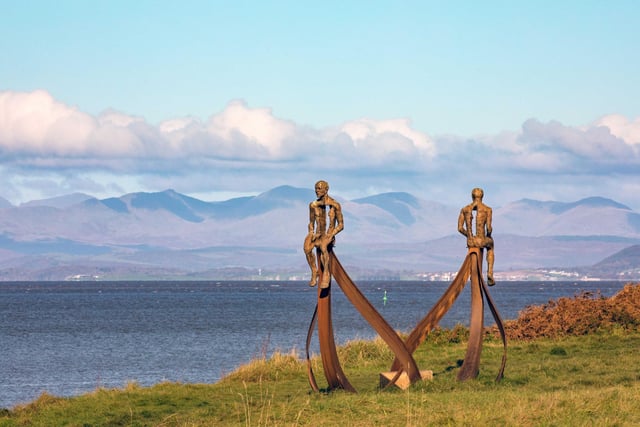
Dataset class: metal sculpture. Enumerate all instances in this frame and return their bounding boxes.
[458,188,495,286]
[304,180,343,289]
[389,188,507,381]
[305,184,507,392]
[456,188,503,380]
[304,181,428,392]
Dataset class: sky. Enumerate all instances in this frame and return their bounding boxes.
[1,0,639,210]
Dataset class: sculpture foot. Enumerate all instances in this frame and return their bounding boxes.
[320,275,331,289]
[309,271,318,287]
[487,273,495,286]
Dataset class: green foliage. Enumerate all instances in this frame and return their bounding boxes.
[426,323,470,344]
[549,346,567,356]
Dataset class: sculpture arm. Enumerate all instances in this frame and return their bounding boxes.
[457,209,468,237]
[329,200,344,238]
[308,202,316,234]
[486,207,493,237]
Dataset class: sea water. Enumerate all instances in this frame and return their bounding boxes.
[0,280,628,408]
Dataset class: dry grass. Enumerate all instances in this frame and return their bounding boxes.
[493,282,640,340]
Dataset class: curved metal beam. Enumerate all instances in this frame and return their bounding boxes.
[390,253,471,371]
[331,251,422,387]
[306,249,356,392]
[457,249,484,381]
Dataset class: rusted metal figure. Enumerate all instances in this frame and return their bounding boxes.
[305,180,425,392]
[390,188,507,381]
[304,180,343,289]
[458,187,495,285]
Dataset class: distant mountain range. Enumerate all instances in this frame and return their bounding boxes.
[1,186,639,281]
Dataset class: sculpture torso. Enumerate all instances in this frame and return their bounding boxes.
[310,200,327,236]
[459,201,492,248]
[310,196,342,239]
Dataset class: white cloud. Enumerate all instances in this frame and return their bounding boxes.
[593,114,640,146]
[0,90,95,155]
[517,118,636,168]
[206,100,296,158]
[0,90,437,167]
[158,117,201,134]
[2,89,640,211]
[339,117,436,160]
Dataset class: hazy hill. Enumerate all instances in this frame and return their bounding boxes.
[578,244,640,279]
[0,186,639,280]
[496,197,640,237]
[20,193,94,209]
[0,197,12,209]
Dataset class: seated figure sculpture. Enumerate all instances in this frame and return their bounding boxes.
[458,187,495,285]
[304,180,344,288]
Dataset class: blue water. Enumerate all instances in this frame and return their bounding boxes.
[0,280,628,408]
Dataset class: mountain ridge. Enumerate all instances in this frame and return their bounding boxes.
[0,187,639,280]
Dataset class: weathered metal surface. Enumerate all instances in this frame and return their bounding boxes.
[458,187,495,285]
[305,184,507,391]
[306,258,355,392]
[306,247,424,392]
[390,188,507,381]
[390,248,507,382]
[390,254,472,371]
[331,252,422,388]
[305,180,424,392]
[480,262,507,381]
[457,249,485,381]
[304,180,343,289]
[305,304,320,392]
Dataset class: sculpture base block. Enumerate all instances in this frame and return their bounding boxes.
[379,370,433,390]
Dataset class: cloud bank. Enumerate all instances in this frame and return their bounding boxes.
[1,90,640,209]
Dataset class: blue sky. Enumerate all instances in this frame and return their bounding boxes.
[1,1,639,210]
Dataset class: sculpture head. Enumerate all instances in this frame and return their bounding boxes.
[315,180,329,198]
[471,187,484,201]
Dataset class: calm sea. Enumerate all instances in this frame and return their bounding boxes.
[0,279,628,408]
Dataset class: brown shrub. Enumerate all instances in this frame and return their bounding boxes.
[493,283,640,341]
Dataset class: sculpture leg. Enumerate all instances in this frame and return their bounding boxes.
[457,248,484,381]
[304,236,318,287]
[319,243,331,289]
[486,247,495,286]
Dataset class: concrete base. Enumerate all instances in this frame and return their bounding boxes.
[379,370,433,390]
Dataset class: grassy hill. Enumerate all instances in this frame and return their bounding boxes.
[1,284,639,426]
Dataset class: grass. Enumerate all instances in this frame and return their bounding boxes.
[2,285,640,426]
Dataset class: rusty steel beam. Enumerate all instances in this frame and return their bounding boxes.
[306,248,425,392]
[480,263,508,382]
[390,254,471,371]
[307,249,507,390]
[305,304,320,392]
[306,251,356,392]
[331,251,422,388]
[390,248,507,382]
[457,249,484,381]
